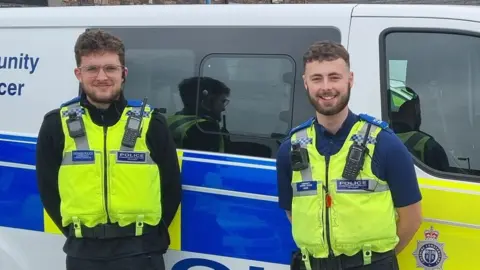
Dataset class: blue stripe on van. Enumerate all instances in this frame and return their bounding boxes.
[0,166,44,231]
[0,139,37,165]
[183,151,276,167]
[0,134,295,265]
[181,189,296,265]
[0,133,37,143]
[181,158,279,197]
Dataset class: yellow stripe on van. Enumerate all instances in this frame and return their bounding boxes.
[397,176,480,270]
[418,177,480,226]
[167,150,184,251]
[42,149,186,253]
[44,209,62,234]
[398,220,480,270]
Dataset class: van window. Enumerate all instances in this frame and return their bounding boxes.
[383,31,480,179]
[199,54,295,138]
[100,26,341,158]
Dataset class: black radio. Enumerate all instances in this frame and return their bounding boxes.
[121,97,148,148]
[342,124,372,180]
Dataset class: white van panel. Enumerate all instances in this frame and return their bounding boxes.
[0,4,356,28]
[0,28,84,135]
[352,4,480,22]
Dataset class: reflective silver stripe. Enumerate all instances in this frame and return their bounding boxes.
[335,179,390,193]
[291,181,323,197]
[120,107,145,151]
[295,128,313,181]
[61,151,98,165]
[111,150,155,164]
[65,102,90,150]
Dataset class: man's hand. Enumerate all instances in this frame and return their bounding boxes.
[395,201,422,254]
[286,210,292,223]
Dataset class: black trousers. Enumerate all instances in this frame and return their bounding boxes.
[342,255,399,270]
[293,251,400,270]
[66,252,165,270]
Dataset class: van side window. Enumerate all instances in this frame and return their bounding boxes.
[198,54,295,138]
[99,26,341,158]
[383,31,480,178]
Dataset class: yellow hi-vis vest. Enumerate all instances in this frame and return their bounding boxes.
[396,131,429,162]
[167,114,225,152]
[289,115,399,264]
[58,97,162,237]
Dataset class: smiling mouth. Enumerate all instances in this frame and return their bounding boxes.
[319,95,337,101]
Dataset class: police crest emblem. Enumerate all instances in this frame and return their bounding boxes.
[412,226,448,269]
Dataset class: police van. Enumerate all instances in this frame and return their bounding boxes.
[1,3,479,270]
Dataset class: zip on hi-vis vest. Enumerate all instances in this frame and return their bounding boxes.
[62,97,150,224]
[289,113,392,259]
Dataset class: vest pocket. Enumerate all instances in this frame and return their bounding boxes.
[58,150,105,226]
[108,151,161,226]
[331,183,397,252]
[291,180,326,255]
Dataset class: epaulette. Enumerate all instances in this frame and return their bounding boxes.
[127,99,143,107]
[60,96,81,107]
[358,113,393,133]
[288,117,315,136]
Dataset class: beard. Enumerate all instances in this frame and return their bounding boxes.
[307,84,351,116]
[81,84,122,105]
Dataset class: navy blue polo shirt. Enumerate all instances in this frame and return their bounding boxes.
[276,111,422,210]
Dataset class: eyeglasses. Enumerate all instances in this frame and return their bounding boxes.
[222,98,230,106]
[78,64,124,77]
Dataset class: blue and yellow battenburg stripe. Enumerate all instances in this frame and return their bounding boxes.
[1,132,480,269]
[0,134,295,265]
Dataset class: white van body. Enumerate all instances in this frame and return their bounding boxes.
[1,3,480,270]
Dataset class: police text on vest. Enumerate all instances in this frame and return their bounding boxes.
[116,151,147,163]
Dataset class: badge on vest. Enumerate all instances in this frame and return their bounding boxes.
[72,150,95,162]
[116,151,147,163]
[336,180,369,191]
[293,181,318,196]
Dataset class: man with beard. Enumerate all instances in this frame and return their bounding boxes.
[276,41,422,270]
[35,29,181,270]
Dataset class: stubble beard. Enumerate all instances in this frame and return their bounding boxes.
[307,85,351,116]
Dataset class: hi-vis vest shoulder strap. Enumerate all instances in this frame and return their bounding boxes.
[289,114,398,266]
[58,98,162,238]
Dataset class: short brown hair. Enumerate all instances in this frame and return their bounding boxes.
[303,40,350,68]
[74,29,125,67]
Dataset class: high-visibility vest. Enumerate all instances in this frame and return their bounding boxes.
[58,97,162,237]
[396,131,430,162]
[167,114,224,152]
[289,115,398,265]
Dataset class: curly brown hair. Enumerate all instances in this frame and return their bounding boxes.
[303,40,350,69]
[74,29,125,67]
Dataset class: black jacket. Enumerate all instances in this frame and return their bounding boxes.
[35,93,182,259]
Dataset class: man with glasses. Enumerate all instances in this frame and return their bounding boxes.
[35,29,181,270]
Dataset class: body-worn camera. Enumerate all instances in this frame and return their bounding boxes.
[66,111,86,138]
[291,142,309,171]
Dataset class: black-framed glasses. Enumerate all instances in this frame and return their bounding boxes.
[78,64,124,77]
